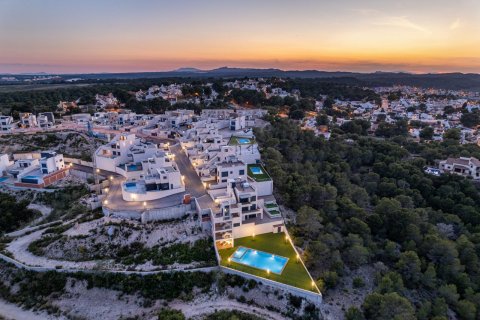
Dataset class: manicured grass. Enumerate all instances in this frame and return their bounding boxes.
[247,164,271,182]
[265,203,278,208]
[268,210,281,216]
[218,232,319,293]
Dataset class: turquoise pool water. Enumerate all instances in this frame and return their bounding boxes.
[238,138,251,144]
[0,177,8,182]
[250,167,263,175]
[23,175,40,179]
[124,182,137,191]
[230,247,288,274]
[127,164,142,171]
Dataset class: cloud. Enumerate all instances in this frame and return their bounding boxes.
[450,18,461,30]
[373,16,431,34]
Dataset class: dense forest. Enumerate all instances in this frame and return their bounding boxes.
[0,77,380,118]
[255,118,480,320]
[0,193,40,234]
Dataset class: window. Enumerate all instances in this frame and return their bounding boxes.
[239,170,245,175]
[221,171,228,177]
[233,223,240,227]
[221,179,227,183]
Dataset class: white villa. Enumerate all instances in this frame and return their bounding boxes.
[95,133,185,202]
[19,113,37,128]
[439,157,480,180]
[6,151,68,187]
[0,115,14,132]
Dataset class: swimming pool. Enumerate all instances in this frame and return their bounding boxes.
[250,166,263,175]
[230,247,288,274]
[126,164,142,171]
[23,175,40,179]
[0,177,8,183]
[124,182,137,191]
[237,138,251,144]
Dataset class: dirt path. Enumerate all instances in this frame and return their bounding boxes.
[171,297,289,320]
[6,228,100,269]
[0,299,67,320]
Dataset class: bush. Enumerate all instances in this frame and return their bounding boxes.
[157,308,185,320]
[352,277,365,288]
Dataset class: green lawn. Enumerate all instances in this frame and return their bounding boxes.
[265,203,278,208]
[218,232,319,293]
[247,164,271,182]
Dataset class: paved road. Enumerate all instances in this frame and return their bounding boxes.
[170,143,207,198]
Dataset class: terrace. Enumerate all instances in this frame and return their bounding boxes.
[247,164,271,182]
[218,232,319,293]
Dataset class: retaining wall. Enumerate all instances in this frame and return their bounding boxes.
[221,266,322,306]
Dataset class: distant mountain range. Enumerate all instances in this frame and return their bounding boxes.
[2,67,480,91]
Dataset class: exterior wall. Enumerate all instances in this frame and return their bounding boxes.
[102,203,192,222]
[13,153,41,160]
[232,220,283,239]
[0,154,12,175]
[64,157,94,167]
[42,168,69,186]
[220,267,322,306]
[121,185,185,201]
[95,154,119,172]
[141,203,193,223]
[252,180,273,197]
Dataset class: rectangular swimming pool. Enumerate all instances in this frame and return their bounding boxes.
[230,246,288,274]
[124,182,138,191]
[250,167,263,175]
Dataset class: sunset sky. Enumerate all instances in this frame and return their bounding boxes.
[1,0,479,74]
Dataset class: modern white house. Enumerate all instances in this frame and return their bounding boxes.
[37,112,55,128]
[0,116,14,132]
[95,133,185,202]
[206,176,284,249]
[19,113,37,128]
[7,151,68,187]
